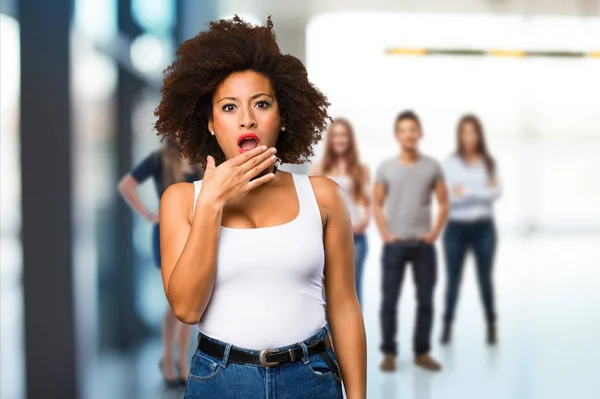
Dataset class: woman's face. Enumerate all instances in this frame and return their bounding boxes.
[460,122,479,153]
[329,123,351,155]
[209,70,282,161]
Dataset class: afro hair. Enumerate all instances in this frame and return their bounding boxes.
[154,15,331,168]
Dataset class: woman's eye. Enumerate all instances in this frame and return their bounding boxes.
[256,101,270,109]
[222,104,236,112]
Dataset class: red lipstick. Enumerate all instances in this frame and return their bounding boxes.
[237,133,260,153]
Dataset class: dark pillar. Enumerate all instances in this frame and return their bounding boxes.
[102,0,149,350]
[19,0,78,398]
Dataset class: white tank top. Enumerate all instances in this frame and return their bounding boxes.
[326,174,363,226]
[192,173,327,349]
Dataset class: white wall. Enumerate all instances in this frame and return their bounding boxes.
[219,0,600,25]
[307,13,600,233]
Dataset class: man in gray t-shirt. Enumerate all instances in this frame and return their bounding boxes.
[374,110,448,372]
[375,155,443,239]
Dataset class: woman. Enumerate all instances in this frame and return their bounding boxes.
[311,118,371,307]
[118,138,203,387]
[441,115,501,346]
[154,16,366,399]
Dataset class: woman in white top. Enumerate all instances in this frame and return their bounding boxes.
[154,17,366,399]
[311,119,371,307]
[441,114,501,346]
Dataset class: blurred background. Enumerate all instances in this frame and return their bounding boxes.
[1,0,599,398]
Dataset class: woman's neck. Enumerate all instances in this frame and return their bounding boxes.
[328,157,348,174]
[462,151,480,164]
[257,163,278,178]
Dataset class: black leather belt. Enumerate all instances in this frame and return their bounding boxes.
[197,332,332,369]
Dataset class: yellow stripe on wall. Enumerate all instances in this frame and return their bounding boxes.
[385,48,600,58]
[488,50,526,58]
[385,48,427,56]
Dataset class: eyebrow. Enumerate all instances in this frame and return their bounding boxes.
[217,93,273,103]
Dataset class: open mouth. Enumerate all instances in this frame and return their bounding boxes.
[237,133,260,153]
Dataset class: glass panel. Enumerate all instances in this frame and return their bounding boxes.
[0,11,24,399]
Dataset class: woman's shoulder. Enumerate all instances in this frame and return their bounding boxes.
[308,174,345,209]
[443,154,461,167]
[308,173,337,187]
[160,181,197,210]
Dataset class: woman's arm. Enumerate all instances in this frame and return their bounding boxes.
[463,179,502,202]
[354,164,371,233]
[311,176,367,399]
[444,159,472,206]
[360,164,372,223]
[160,147,278,324]
[117,174,157,222]
[445,158,502,204]
[159,183,222,324]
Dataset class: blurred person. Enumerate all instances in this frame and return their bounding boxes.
[441,115,501,346]
[118,138,203,387]
[311,118,371,307]
[374,110,448,372]
[154,16,366,399]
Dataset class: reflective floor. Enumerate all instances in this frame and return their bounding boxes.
[2,234,600,399]
[361,233,600,399]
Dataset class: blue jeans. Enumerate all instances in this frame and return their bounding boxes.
[354,233,368,306]
[443,219,497,323]
[184,327,343,398]
[380,241,437,355]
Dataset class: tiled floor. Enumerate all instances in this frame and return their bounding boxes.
[3,233,600,398]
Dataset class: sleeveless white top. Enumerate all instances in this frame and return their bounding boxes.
[192,173,327,349]
[326,174,363,226]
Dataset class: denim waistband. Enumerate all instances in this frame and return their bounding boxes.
[198,327,329,355]
[447,218,494,227]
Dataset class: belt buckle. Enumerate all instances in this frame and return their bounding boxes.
[258,349,280,367]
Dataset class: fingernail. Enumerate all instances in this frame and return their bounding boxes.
[261,145,267,151]
[271,147,277,153]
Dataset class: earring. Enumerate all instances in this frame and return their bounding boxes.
[210,130,215,136]
[281,127,286,132]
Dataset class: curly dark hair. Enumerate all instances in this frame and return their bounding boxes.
[154,15,331,168]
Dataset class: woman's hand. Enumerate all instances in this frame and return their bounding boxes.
[452,185,464,198]
[352,219,369,234]
[199,145,278,207]
[146,212,159,223]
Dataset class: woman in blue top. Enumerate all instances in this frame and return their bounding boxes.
[441,115,501,346]
[118,138,203,387]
